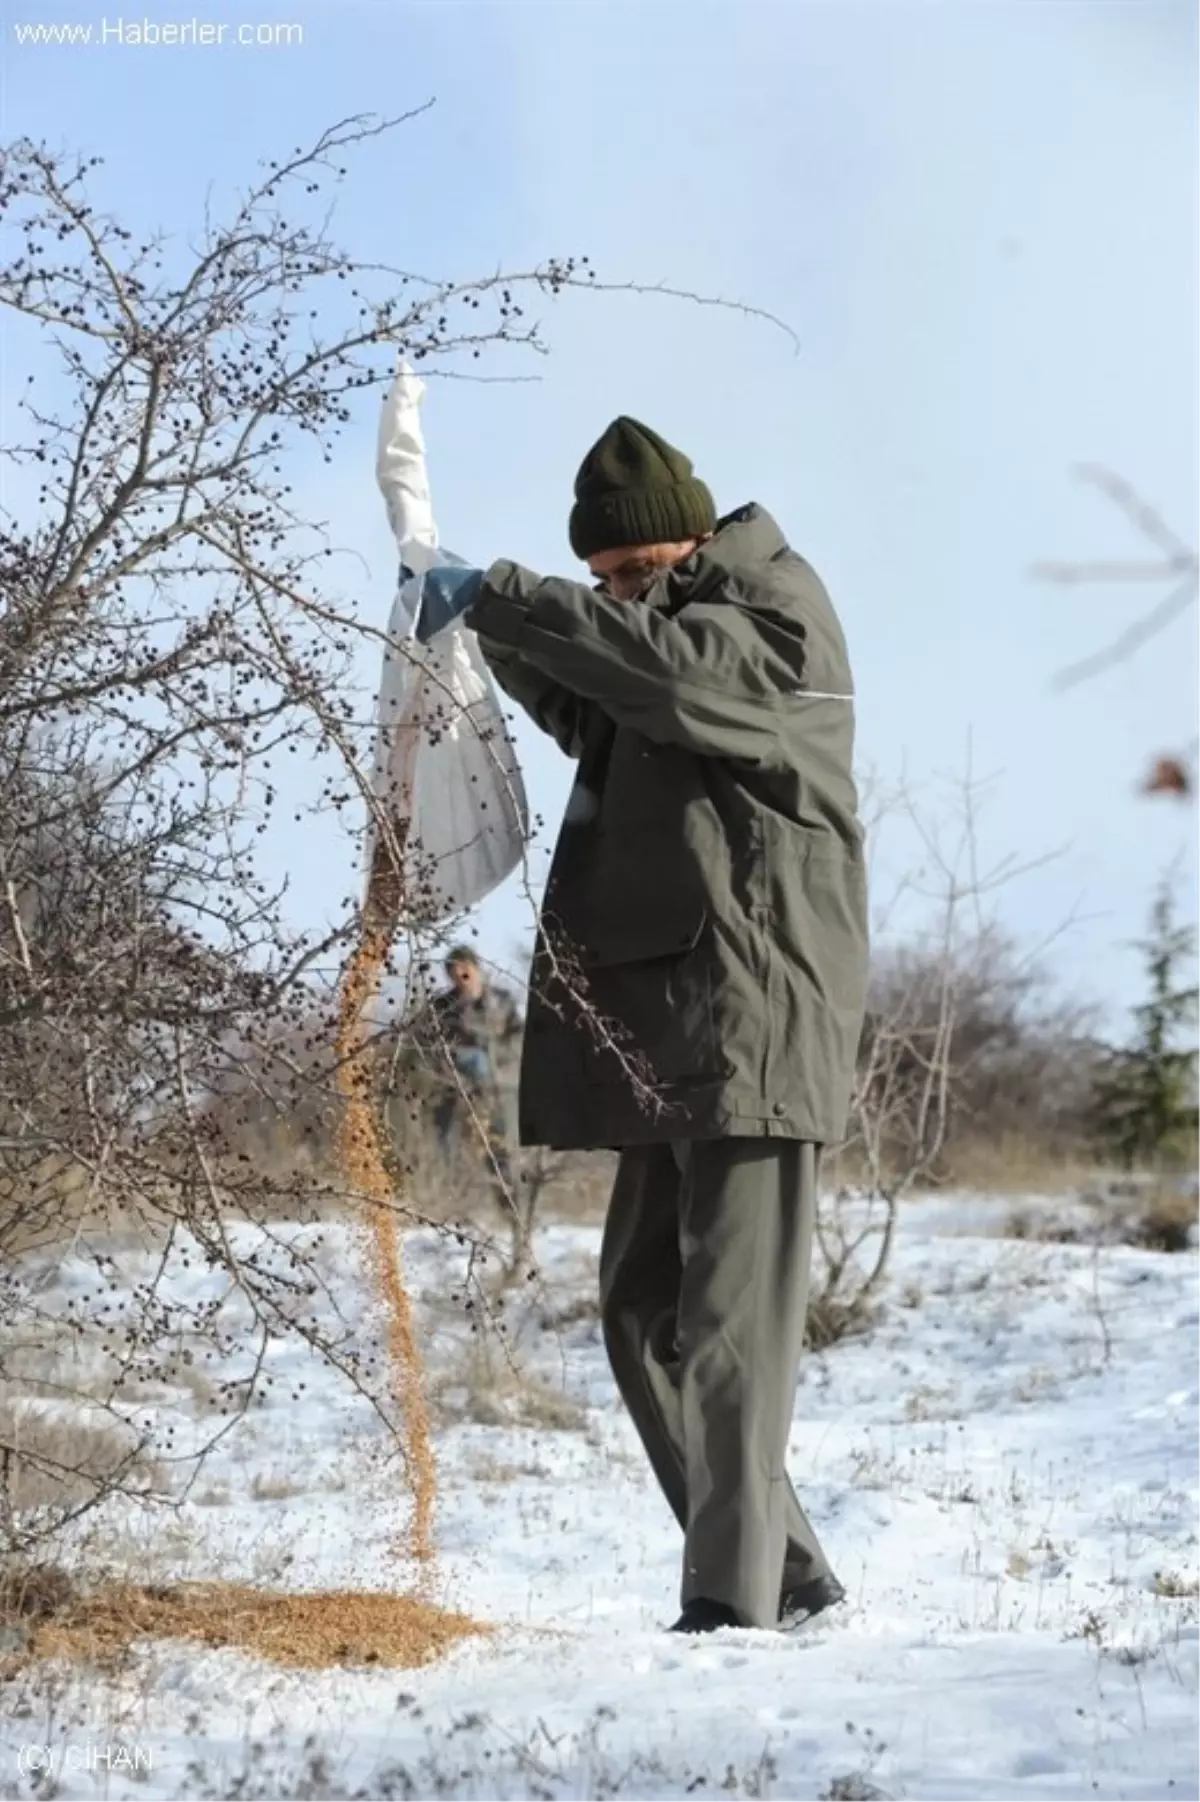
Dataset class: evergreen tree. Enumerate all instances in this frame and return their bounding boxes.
[1092,876,1199,1171]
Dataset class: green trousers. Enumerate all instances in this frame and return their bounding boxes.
[599,1137,830,1629]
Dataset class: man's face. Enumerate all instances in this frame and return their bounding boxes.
[588,539,703,602]
[447,959,484,1000]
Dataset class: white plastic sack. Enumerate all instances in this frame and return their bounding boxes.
[367,359,528,923]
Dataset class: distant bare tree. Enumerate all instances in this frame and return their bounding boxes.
[812,763,1077,1344]
[859,929,1100,1171]
[1034,465,1198,798]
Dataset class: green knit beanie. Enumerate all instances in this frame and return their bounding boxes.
[568,416,717,560]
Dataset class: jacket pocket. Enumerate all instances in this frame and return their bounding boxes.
[758,822,868,1019]
[575,899,719,1088]
[802,846,869,1017]
[578,894,707,967]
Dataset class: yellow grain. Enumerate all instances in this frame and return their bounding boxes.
[332,830,436,1569]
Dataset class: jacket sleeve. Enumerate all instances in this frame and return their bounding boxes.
[494,987,524,1043]
[466,560,807,765]
[474,630,595,761]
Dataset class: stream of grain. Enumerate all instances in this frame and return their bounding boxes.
[332,834,436,1568]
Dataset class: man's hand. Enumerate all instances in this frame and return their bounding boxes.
[414,560,485,645]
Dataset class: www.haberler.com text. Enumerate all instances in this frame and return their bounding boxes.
[13,17,304,47]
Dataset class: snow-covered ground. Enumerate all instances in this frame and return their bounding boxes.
[1,1193,1196,1801]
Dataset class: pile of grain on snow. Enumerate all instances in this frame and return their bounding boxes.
[25,1580,485,1672]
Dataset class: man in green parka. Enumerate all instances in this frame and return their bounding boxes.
[422,419,869,1635]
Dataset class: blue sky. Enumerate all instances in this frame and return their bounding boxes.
[7,0,1198,1034]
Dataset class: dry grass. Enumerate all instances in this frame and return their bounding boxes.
[390,1151,502,1230]
[805,1290,880,1350]
[226,1164,356,1224]
[131,1716,797,1800]
[431,1349,586,1433]
[0,1400,165,1510]
[249,1468,317,1503]
[820,1778,888,1802]
[0,1155,103,1256]
[461,1374,584,1432]
[926,1134,1101,1195]
[1004,1205,1084,1245]
[1005,1179,1197,1253]
[0,1561,76,1623]
[535,1151,618,1226]
[467,1450,553,1484]
[193,1479,233,1507]
[388,1141,615,1238]
[537,1292,601,1333]
[826,1133,1100,1198]
[0,1564,488,1672]
[172,1360,229,1416]
[1152,1569,1200,1599]
[903,1383,961,1423]
[1119,1183,1197,1254]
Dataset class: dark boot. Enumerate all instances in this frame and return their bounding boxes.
[778,1573,846,1628]
[670,1597,741,1635]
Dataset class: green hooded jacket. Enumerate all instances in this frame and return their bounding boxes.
[464,503,868,1150]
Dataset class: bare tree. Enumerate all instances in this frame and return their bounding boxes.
[812,761,1078,1344]
[1034,465,1199,798]
[0,115,606,1549]
[0,116,790,1550]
